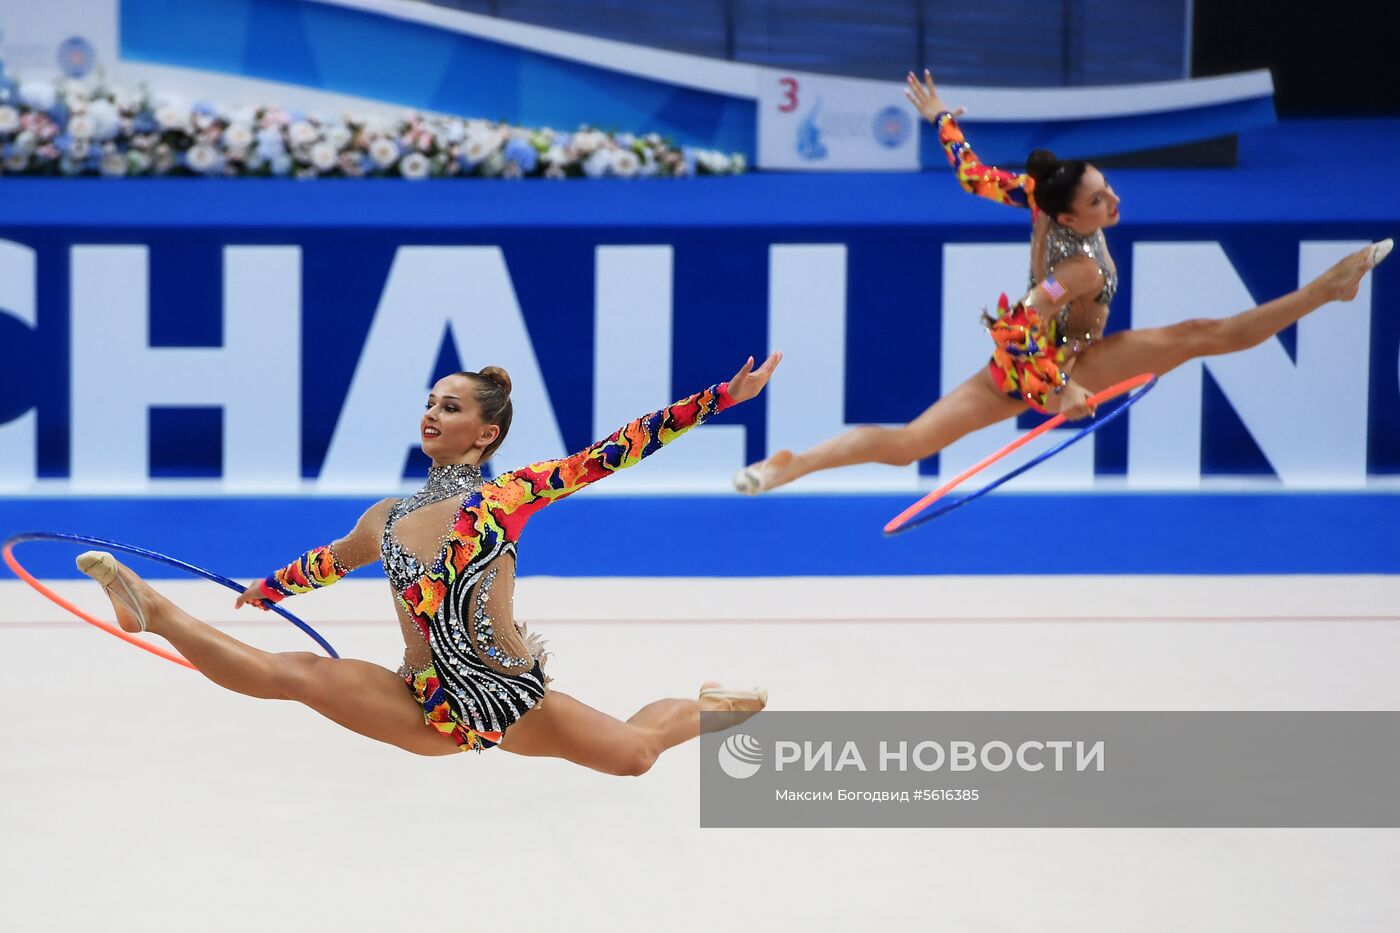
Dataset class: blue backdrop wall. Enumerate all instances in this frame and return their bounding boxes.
[2,151,1399,575]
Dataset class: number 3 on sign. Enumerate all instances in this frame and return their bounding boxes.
[777,77,799,113]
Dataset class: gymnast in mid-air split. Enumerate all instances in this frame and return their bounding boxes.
[76,353,781,775]
[735,68,1392,494]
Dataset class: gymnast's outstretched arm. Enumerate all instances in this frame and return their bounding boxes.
[487,353,780,525]
[906,69,1034,211]
[235,497,396,610]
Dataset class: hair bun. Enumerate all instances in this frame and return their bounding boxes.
[1025,148,1060,186]
[479,365,512,395]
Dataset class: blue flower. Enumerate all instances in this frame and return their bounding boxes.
[680,145,698,175]
[55,134,73,154]
[504,136,537,172]
[192,101,217,117]
[132,112,158,134]
[47,102,70,124]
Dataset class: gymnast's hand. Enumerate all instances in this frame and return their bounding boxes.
[727,351,783,404]
[905,68,965,124]
[234,581,271,612]
[1056,381,1097,421]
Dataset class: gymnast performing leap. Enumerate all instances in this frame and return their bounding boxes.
[76,353,781,775]
[734,68,1392,494]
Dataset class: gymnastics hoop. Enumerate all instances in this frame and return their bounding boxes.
[884,373,1157,535]
[2,531,340,668]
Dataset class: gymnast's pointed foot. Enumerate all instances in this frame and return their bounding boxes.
[733,449,795,495]
[76,551,151,634]
[1369,238,1393,270]
[1317,241,1392,304]
[699,681,768,731]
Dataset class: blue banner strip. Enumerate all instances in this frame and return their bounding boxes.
[3,493,1397,578]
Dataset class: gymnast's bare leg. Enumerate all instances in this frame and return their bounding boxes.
[80,553,760,773]
[738,243,1384,493]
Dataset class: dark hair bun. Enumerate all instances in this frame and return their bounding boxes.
[1025,148,1059,186]
[479,365,512,395]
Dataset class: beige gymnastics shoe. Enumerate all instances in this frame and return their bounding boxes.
[1368,238,1393,270]
[76,551,148,634]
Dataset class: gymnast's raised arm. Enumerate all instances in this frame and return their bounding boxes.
[485,352,781,525]
[906,68,1034,211]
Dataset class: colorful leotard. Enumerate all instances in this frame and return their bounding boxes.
[259,382,736,752]
[936,112,1117,404]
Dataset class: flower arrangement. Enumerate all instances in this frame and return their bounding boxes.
[0,70,747,179]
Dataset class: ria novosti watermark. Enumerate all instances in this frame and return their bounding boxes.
[700,711,1400,828]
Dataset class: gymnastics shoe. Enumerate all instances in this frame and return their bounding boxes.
[76,550,148,633]
[700,683,769,712]
[733,465,766,495]
[1369,238,1393,270]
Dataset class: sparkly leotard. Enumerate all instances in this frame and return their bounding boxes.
[259,382,736,752]
[936,111,1117,353]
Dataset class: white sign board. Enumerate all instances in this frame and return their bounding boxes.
[0,0,117,80]
[757,67,919,171]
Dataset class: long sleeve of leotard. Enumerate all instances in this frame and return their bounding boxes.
[257,545,350,603]
[481,382,736,532]
[935,112,1033,211]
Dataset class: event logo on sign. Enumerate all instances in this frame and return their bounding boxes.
[872,106,912,149]
[57,36,95,78]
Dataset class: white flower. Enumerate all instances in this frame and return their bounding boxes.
[288,120,318,147]
[368,137,399,168]
[70,139,91,160]
[269,152,292,175]
[111,88,140,113]
[461,126,503,165]
[186,143,222,174]
[400,151,431,180]
[227,104,258,125]
[323,124,352,150]
[14,130,37,154]
[638,148,659,177]
[443,120,465,144]
[67,113,97,140]
[697,150,731,174]
[0,106,19,134]
[156,105,191,132]
[310,142,338,171]
[18,81,57,112]
[127,150,151,174]
[582,148,613,178]
[543,163,566,179]
[100,150,128,177]
[4,151,28,173]
[224,123,254,150]
[87,100,120,140]
[572,129,607,155]
[612,149,640,177]
[540,144,567,166]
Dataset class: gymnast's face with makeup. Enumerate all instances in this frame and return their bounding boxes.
[420,374,499,465]
[1059,165,1121,235]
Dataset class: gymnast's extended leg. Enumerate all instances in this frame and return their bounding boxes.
[1069,242,1383,388]
[78,552,456,757]
[737,369,1025,493]
[497,682,757,777]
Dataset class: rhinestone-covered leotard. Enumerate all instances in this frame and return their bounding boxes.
[259,382,736,752]
[936,111,1117,356]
